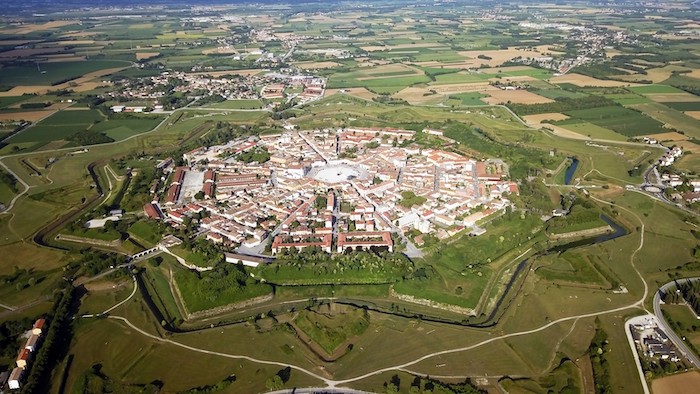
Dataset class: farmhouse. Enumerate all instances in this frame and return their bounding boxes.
[16,348,30,369]
[24,334,40,352]
[32,318,45,336]
[8,367,23,390]
[224,252,268,267]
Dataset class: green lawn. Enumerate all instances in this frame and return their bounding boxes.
[294,307,369,354]
[535,252,611,287]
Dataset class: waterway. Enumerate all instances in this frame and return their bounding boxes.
[135,214,630,332]
[549,214,627,253]
[564,157,579,185]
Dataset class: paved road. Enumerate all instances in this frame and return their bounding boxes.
[266,389,375,394]
[653,278,700,367]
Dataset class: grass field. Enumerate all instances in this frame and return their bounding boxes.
[535,252,612,288]
[0,96,29,108]
[395,213,543,309]
[0,60,128,87]
[563,105,667,137]
[447,92,488,105]
[534,89,589,100]
[127,220,163,246]
[628,85,687,94]
[552,120,629,141]
[91,116,165,140]
[629,102,700,138]
[7,109,105,143]
[294,306,369,354]
[664,102,700,111]
[208,99,265,109]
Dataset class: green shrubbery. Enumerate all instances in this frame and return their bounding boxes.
[175,263,272,312]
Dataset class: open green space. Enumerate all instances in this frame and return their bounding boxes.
[661,304,700,351]
[396,213,543,309]
[535,251,615,288]
[294,305,369,354]
[128,220,164,246]
[174,263,272,313]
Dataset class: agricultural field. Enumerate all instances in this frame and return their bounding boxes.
[0,2,699,394]
[562,106,667,137]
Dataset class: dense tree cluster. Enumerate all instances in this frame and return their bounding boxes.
[0,317,33,360]
[74,249,128,277]
[237,146,270,163]
[0,168,18,193]
[67,130,114,146]
[588,321,612,394]
[668,280,700,316]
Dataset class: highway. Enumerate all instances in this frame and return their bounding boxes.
[653,278,700,368]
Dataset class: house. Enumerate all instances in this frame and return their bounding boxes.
[32,319,45,336]
[224,253,267,268]
[8,367,23,390]
[144,203,164,219]
[16,348,30,369]
[24,334,39,352]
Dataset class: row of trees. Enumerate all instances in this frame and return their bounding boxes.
[589,320,612,394]
[21,286,76,393]
[669,280,700,317]
[0,168,18,193]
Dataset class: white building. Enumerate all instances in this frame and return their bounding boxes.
[8,367,23,390]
